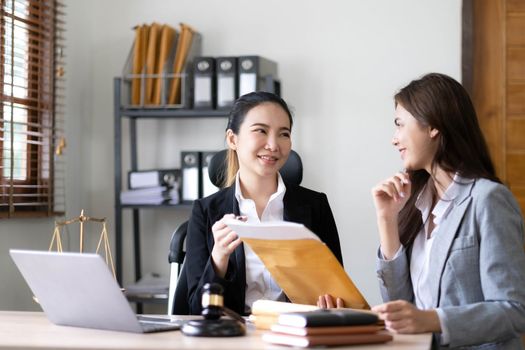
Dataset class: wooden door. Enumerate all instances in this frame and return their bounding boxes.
[464,0,525,215]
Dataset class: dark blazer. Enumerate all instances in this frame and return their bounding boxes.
[185,182,343,316]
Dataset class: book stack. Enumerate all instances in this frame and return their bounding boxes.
[120,169,180,205]
[120,186,179,205]
[249,300,319,330]
[262,309,393,348]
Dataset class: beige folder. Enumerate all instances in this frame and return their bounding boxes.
[131,24,149,105]
[167,23,195,105]
[225,220,370,309]
[151,24,177,105]
[144,22,161,105]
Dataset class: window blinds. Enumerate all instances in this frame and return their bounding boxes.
[0,0,65,218]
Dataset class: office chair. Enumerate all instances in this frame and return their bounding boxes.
[167,149,303,315]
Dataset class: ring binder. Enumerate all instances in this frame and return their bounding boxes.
[193,57,216,109]
[238,56,279,96]
[216,57,238,109]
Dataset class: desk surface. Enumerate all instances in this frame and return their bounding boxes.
[0,311,431,350]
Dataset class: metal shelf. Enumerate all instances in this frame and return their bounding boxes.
[119,108,229,119]
[113,77,228,293]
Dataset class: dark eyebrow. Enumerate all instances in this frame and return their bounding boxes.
[250,123,269,128]
[250,123,291,132]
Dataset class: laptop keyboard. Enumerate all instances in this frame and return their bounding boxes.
[137,316,183,333]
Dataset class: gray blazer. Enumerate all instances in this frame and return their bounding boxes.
[376,178,525,349]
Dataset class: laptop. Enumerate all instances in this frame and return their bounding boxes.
[10,249,182,333]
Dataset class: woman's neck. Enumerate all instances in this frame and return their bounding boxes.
[429,166,454,199]
[238,171,278,218]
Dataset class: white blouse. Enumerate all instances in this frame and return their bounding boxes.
[234,172,287,313]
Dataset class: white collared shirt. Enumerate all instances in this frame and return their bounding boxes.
[410,175,460,310]
[234,172,287,313]
[410,174,462,344]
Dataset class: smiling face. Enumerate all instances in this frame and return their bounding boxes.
[392,103,439,172]
[227,102,292,181]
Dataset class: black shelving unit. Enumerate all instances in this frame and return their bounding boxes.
[113,77,229,290]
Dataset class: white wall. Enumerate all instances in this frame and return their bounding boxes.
[0,0,461,310]
[0,1,93,310]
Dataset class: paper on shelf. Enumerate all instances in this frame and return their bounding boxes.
[223,219,370,309]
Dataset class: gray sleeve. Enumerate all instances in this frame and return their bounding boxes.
[376,245,414,303]
[440,185,525,347]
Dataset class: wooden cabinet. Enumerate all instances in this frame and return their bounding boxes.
[463,0,525,215]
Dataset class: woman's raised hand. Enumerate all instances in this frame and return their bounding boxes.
[371,172,411,220]
[371,172,411,259]
[210,214,246,278]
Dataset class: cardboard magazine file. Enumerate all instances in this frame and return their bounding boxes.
[121,22,200,108]
[224,220,369,309]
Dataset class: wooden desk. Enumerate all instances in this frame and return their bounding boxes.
[0,311,431,349]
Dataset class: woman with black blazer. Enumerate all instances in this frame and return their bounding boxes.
[185,92,343,316]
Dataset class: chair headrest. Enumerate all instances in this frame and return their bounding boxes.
[208,150,303,188]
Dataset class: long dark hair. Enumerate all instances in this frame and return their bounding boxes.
[223,91,293,187]
[395,73,500,245]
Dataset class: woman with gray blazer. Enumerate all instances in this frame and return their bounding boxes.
[371,73,525,349]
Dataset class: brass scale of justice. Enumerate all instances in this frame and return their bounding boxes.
[33,210,116,303]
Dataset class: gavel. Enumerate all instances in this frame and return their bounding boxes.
[181,283,246,337]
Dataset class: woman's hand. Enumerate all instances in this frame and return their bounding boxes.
[371,172,411,221]
[211,214,245,277]
[372,300,441,334]
[371,172,411,258]
[317,294,345,308]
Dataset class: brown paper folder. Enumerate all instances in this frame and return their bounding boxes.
[243,238,369,309]
[131,24,149,105]
[151,24,176,105]
[225,220,369,309]
[144,22,161,105]
[167,23,195,105]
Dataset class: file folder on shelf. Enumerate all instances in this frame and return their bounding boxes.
[122,22,200,109]
[201,151,219,197]
[168,23,200,106]
[151,24,177,105]
[193,57,216,109]
[128,169,180,189]
[181,151,200,202]
[238,55,279,96]
[131,24,149,105]
[144,22,161,105]
[216,56,238,109]
[224,219,370,309]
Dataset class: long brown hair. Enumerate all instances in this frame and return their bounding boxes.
[395,73,500,245]
[223,92,293,187]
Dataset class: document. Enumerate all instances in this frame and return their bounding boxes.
[224,220,320,241]
[223,220,369,309]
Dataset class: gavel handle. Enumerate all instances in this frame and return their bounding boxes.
[223,307,246,324]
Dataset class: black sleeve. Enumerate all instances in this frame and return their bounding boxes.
[185,200,242,315]
[318,193,344,266]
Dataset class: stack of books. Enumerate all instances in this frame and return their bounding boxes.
[262,309,393,348]
[120,186,179,205]
[249,300,319,330]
